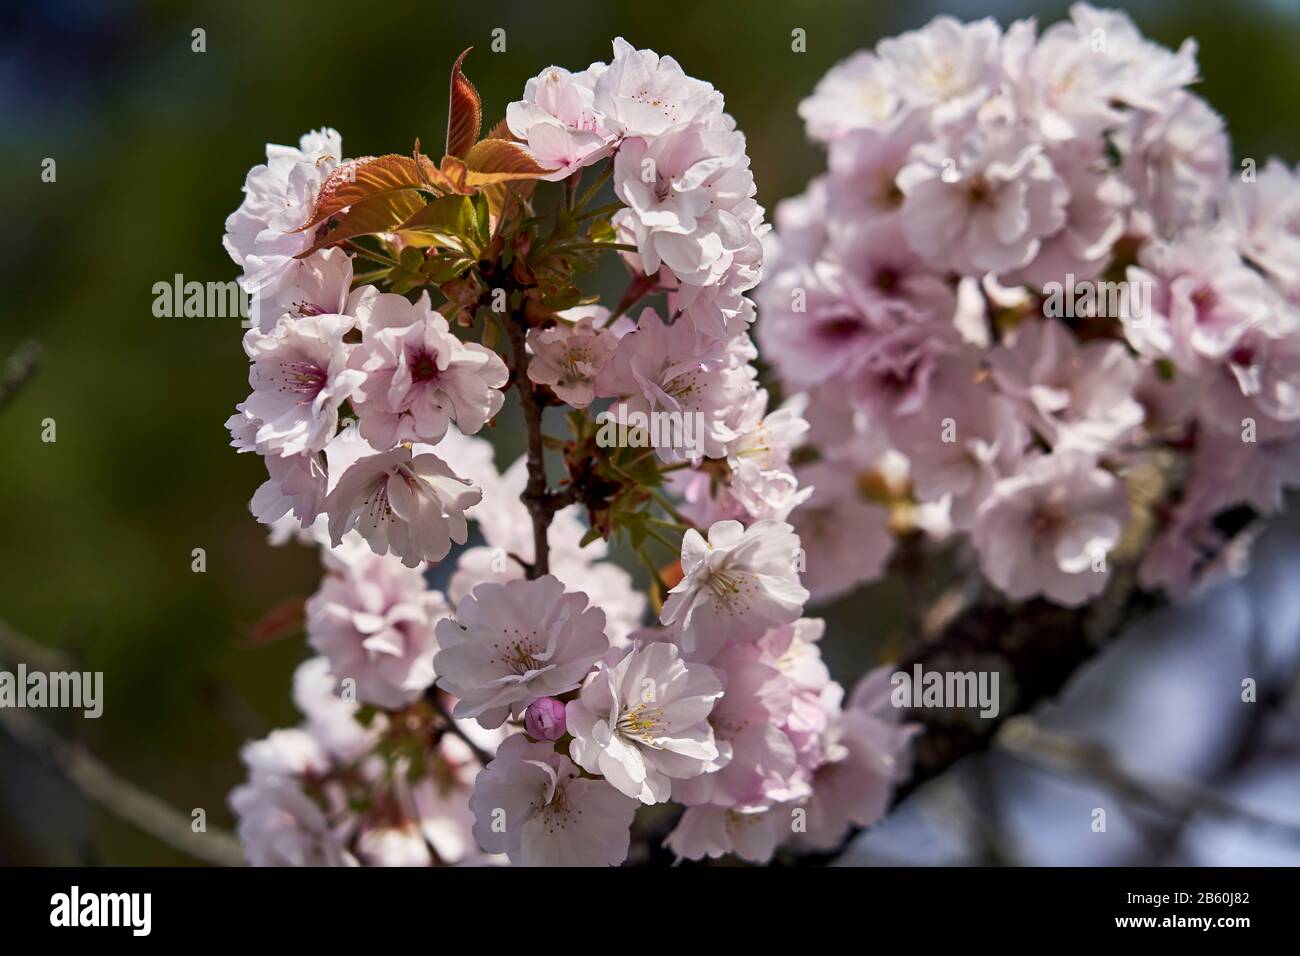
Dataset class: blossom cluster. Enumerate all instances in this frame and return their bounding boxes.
[759,4,1300,607]
[222,38,915,867]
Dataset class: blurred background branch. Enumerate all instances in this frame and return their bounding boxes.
[0,624,244,867]
[0,339,41,411]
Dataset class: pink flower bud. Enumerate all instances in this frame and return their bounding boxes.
[524,697,567,741]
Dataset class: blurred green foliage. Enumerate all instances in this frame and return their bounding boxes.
[0,0,1296,863]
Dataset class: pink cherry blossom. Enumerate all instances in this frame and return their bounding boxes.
[665,805,784,863]
[470,734,638,866]
[891,356,1029,529]
[877,15,1001,126]
[349,288,507,448]
[250,247,354,333]
[242,312,363,457]
[593,38,723,137]
[1125,231,1272,370]
[794,667,918,851]
[797,51,899,142]
[898,119,1069,276]
[789,462,894,605]
[525,307,618,408]
[661,519,809,654]
[671,642,804,810]
[988,318,1143,455]
[593,307,743,461]
[223,128,343,295]
[506,64,616,180]
[305,551,449,709]
[325,445,481,568]
[433,575,609,728]
[973,451,1129,606]
[567,640,723,804]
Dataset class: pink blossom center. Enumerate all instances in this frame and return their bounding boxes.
[410,350,441,384]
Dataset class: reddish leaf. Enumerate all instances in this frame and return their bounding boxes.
[446,47,482,159]
[483,116,514,142]
[439,154,471,194]
[296,154,441,232]
[244,596,306,646]
[413,139,458,193]
[459,138,553,187]
[474,121,536,236]
[296,189,428,258]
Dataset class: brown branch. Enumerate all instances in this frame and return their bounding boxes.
[890,577,1160,804]
[887,500,1266,803]
[503,310,569,578]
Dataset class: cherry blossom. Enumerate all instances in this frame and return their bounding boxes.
[876,15,1001,126]
[507,64,616,180]
[988,318,1143,455]
[241,313,363,457]
[660,519,809,654]
[797,51,899,143]
[525,307,618,408]
[973,451,1129,606]
[593,37,723,137]
[433,575,609,729]
[567,640,723,804]
[666,805,785,863]
[793,668,918,851]
[305,551,449,709]
[897,119,1069,276]
[469,735,638,866]
[324,445,481,568]
[223,128,343,294]
[349,288,507,448]
[789,462,894,605]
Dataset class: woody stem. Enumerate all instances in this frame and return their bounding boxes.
[504,308,560,579]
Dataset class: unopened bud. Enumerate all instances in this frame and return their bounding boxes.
[524,697,567,740]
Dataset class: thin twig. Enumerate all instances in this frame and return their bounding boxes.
[573,158,614,214]
[427,692,493,766]
[999,717,1300,842]
[604,272,658,327]
[343,239,398,267]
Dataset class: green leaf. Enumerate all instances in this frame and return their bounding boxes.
[395,194,481,254]
[587,218,617,243]
[540,284,582,311]
[422,253,474,284]
[388,247,427,293]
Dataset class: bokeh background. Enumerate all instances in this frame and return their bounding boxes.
[1,0,1298,864]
